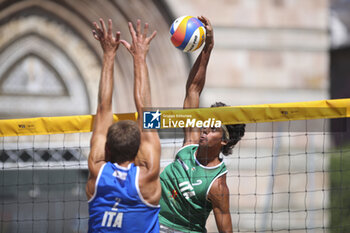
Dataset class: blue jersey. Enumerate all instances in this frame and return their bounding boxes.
[88,162,160,233]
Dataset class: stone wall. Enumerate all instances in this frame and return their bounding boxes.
[165,0,329,107]
[0,0,189,118]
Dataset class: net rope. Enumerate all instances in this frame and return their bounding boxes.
[1,99,350,233]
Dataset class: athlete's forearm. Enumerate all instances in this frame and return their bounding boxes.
[184,16,214,101]
[216,216,233,233]
[97,53,115,112]
[133,55,151,115]
[185,46,212,96]
[89,53,115,165]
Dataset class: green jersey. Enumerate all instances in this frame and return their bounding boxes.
[159,144,227,233]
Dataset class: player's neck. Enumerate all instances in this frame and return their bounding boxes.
[115,160,134,168]
[196,147,221,167]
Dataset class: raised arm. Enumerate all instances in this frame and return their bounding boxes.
[183,16,214,145]
[207,174,233,233]
[121,20,161,205]
[86,19,121,199]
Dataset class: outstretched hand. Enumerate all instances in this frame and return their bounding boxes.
[121,19,157,59]
[198,16,213,48]
[92,18,121,55]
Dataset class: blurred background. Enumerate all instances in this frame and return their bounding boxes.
[1,0,350,232]
[1,0,343,118]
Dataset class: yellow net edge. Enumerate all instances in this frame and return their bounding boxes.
[1,98,350,137]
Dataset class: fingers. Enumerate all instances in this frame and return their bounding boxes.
[92,30,100,41]
[92,21,103,41]
[93,19,122,47]
[147,30,157,43]
[197,16,205,24]
[128,19,155,40]
[120,40,131,52]
[136,19,141,36]
[143,23,149,39]
[93,21,100,31]
[92,18,155,52]
[203,16,211,27]
[128,22,137,40]
[198,15,210,26]
[107,19,113,37]
[115,31,121,42]
[120,40,130,48]
[93,22,103,35]
[99,18,107,36]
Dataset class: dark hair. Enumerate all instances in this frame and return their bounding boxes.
[211,102,246,156]
[106,120,140,164]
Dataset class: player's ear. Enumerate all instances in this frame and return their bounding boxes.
[221,140,227,146]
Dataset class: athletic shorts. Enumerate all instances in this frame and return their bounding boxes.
[159,224,187,233]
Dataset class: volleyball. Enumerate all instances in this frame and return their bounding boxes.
[170,16,206,52]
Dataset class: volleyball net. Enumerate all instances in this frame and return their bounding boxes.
[1,99,350,233]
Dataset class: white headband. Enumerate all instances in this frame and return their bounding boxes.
[222,125,229,140]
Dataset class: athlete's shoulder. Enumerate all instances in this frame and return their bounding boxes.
[177,144,198,155]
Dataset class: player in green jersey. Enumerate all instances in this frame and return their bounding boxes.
[159,16,246,233]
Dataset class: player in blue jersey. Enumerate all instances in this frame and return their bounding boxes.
[86,18,160,233]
